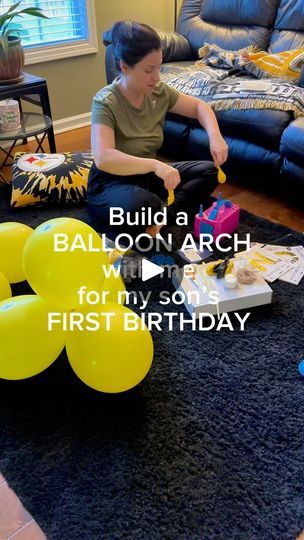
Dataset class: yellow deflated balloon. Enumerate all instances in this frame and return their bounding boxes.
[167,189,175,206]
[0,222,33,283]
[0,271,12,302]
[0,295,65,380]
[66,303,154,393]
[217,167,227,184]
[23,218,108,309]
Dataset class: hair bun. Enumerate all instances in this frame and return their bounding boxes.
[112,21,133,46]
[110,20,161,71]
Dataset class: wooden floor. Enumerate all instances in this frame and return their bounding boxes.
[0,126,303,539]
[0,473,46,539]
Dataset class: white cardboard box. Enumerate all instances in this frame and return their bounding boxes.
[172,265,273,318]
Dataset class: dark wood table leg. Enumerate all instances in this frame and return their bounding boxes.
[39,83,56,153]
[17,97,27,145]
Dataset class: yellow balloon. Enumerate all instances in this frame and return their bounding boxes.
[0,271,12,302]
[66,303,154,393]
[23,218,108,309]
[102,269,126,304]
[0,295,65,380]
[167,189,175,206]
[0,222,33,283]
[217,166,227,184]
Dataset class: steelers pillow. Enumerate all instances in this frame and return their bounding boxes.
[11,151,93,208]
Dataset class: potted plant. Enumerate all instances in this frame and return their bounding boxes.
[0,1,48,83]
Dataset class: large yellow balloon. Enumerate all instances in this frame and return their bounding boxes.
[66,303,154,393]
[0,222,33,283]
[0,271,12,302]
[23,218,108,309]
[0,295,65,380]
[102,270,126,304]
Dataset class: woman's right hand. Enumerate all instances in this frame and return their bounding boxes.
[153,161,181,191]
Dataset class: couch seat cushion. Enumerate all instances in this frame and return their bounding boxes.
[215,108,291,150]
[189,127,281,170]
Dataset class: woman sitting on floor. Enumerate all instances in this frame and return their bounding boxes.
[87,20,228,240]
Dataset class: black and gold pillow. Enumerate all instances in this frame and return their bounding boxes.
[11,151,93,208]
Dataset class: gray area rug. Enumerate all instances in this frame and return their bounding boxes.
[0,185,303,539]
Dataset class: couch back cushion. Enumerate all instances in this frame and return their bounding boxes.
[269,0,304,52]
[177,0,279,56]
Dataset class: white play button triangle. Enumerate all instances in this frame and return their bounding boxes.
[142,259,164,282]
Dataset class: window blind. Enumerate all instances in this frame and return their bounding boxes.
[0,0,89,48]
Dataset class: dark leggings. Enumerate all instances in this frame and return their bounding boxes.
[87,160,218,240]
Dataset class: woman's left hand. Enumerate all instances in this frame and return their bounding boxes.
[209,133,228,167]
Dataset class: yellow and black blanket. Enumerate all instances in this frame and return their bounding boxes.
[197,43,304,82]
[161,44,304,117]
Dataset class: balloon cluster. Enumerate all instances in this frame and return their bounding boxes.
[0,219,154,393]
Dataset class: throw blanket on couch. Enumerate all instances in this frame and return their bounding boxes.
[207,76,304,117]
[197,43,304,82]
[161,57,304,117]
[241,49,304,81]
[197,43,257,71]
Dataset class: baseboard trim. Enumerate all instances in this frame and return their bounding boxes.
[53,112,92,134]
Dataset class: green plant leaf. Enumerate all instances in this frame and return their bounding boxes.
[0,6,21,29]
[0,35,9,58]
[0,5,49,34]
[0,15,10,31]
[0,12,21,33]
[2,14,21,36]
[5,2,22,15]
[16,8,49,19]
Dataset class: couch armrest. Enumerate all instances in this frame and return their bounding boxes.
[102,27,193,62]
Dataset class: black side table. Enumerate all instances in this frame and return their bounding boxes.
[0,72,56,153]
[0,112,53,183]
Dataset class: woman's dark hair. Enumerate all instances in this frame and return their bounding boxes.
[112,21,162,70]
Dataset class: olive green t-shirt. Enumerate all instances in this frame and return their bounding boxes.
[91,80,179,159]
